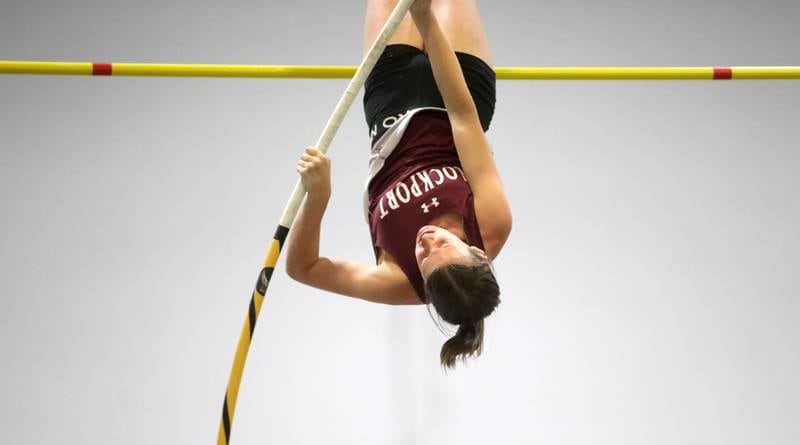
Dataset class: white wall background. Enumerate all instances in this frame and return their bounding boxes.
[1,1,798,444]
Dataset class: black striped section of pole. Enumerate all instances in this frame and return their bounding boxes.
[216,0,416,443]
[217,225,287,445]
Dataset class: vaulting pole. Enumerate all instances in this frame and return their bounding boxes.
[215,1,415,444]
[2,61,800,80]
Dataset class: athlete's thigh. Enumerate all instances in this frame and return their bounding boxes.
[431,0,493,65]
[364,0,423,56]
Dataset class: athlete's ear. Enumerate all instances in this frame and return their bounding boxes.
[469,246,488,260]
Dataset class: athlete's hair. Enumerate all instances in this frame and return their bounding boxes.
[424,254,500,369]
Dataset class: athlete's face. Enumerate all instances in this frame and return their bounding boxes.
[415,225,486,279]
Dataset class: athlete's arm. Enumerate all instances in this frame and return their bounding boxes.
[284,148,421,305]
[288,255,421,305]
[410,2,476,124]
[410,3,511,256]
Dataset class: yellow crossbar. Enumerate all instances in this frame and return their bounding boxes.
[2,61,799,80]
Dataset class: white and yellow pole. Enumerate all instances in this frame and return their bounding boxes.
[215,0,415,444]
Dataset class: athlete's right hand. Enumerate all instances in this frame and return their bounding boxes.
[297,147,331,196]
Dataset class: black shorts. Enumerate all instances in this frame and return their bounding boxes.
[363,44,496,145]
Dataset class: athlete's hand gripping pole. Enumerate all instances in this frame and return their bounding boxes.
[216,1,416,444]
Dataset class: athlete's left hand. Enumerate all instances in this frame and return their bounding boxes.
[297,147,331,197]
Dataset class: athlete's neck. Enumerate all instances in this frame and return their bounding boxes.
[429,212,466,241]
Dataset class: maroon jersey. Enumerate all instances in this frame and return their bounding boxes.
[367,110,485,302]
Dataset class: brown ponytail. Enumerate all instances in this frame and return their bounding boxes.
[424,254,500,369]
[440,320,485,369]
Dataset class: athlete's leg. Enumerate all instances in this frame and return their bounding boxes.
[431,0,493,65]
[364,0,423,55]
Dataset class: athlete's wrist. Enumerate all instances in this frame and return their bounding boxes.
[306,187,331,205]
[410,7,435,33]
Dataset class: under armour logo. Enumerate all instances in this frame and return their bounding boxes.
[420,197,440,213]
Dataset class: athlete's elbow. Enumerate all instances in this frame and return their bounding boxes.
[285,260,312,284]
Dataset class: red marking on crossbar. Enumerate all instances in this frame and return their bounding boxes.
[713,67,733,80]
[92,63,112,76]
